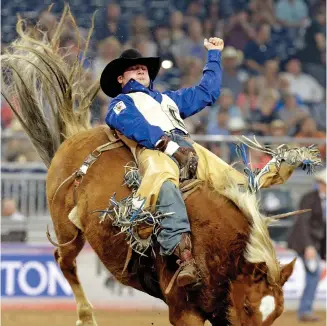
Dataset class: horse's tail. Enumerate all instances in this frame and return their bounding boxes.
[1,5,99,167]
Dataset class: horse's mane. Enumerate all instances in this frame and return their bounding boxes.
[220,182,280,284]
[1,5,97,167]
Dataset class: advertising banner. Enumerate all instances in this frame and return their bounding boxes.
[1,245,72,298]
[1,244,325,310]
[1,244,165,310]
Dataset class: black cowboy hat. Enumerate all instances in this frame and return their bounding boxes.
[100,49,161,98]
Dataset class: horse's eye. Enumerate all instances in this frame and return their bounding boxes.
[253,275,263,283]
[244,300,253,315]
[244,304,250,315]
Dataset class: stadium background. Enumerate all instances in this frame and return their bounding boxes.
[1,0,326,325]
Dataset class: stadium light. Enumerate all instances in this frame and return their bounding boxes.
[161,60,173,69]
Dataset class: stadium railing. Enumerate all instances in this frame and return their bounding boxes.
[1,134,325,218]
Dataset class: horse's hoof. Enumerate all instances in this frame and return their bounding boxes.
[76,320,98,326]
[187,280,203,292]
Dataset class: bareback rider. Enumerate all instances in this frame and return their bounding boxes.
[100,37,224,289]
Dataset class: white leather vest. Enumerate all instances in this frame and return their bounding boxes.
[127,92,188,134]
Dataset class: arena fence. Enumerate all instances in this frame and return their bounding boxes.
[1,135,325,219]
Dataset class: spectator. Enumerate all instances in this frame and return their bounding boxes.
[224,8,256,51]
[311,95,326,132]
[295,117,326,160]
[308,0,325,16]
[59,32,88,67]
[94,2,129,43]
[62,11,89,41]
[203,20,223,40]
[180,57,203,87]
[206,108,229,135]
[4,119,40,162]
[287,168,326,322]
[269,119,288,137]
[172,18,206,68]
[124,34,158,57]
[204,2,224,38]
[277,72,291,96]
[1,198,26,222]
[284,57,324,104]
[236,77,260,118]
[1,198,27,243]
[169,11,185,43]
[180,57,209,133]
[298,6,326,87]
[206,88,242,137]
[278,92,310,133]
[153,25,174,59]
[93,37,122,81]
[38,10,58,41]
[275,0,309,30]
[129,14,150,39]
[249,0,276,25]
[1,95,13,129]
[243,23,277,75]
[256,59,280,93]
[183,0,206,24]
[20,11,43,41]
[275,72,304,111]
[221,46,244,98]
[125,14,157,58]
[227,116,248,134]
[219,88,242,117]
[270,23,297,62]
[219,0,235,18]
[249,89,280,135]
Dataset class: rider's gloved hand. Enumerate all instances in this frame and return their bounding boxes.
[155,135,198,180]
[173,147,198,180]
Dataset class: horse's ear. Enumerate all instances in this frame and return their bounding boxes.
[280,258,296,286]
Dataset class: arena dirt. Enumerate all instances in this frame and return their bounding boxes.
[2,310,326,326]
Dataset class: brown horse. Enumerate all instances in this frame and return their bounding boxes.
[2,11,296,326]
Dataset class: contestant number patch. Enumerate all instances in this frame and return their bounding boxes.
[113,101,126,114]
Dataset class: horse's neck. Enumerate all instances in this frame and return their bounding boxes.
[185,186,250,276]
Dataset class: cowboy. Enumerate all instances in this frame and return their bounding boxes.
[100,37,225,289]
[100,37,321,291]
[288,168,326,322]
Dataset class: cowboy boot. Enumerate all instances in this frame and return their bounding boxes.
[174,233,201,288]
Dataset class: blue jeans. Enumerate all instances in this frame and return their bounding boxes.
[298,255,322,317]
[156,131,194,256]
[156,181,191,255]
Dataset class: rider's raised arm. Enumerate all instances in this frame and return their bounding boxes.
[105,94,165,149]
[163,49,222,119]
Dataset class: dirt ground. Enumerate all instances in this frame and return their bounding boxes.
[2,310,326,326]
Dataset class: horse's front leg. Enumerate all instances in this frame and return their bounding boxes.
[168,306,205,326]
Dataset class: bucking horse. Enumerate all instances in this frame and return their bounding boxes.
[1,8,322,326]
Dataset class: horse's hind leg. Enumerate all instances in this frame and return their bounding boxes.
[54,232,97,326]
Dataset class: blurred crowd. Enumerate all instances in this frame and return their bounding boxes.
[1,0,326,164]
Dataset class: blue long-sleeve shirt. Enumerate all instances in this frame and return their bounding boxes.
[105,50,222,149]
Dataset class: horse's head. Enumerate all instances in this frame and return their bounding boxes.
[229,258,296,326]
[186,183,296,325]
